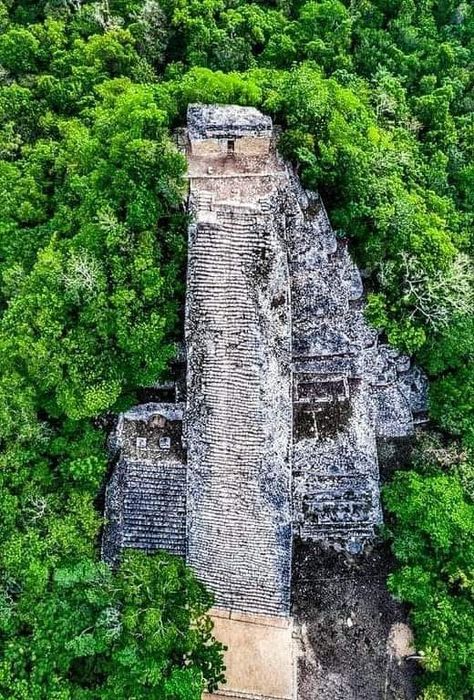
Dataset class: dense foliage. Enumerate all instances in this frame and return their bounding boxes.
[0,0,472,697]
[1,552,225,698]
[0,2,223,698]
[384,435,474,699]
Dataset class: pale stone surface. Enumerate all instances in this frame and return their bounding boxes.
[207,611,294,700]
[387,623,416,660]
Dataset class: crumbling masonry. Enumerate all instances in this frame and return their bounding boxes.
[103,105,427,618]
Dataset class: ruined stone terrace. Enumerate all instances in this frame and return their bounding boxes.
[105,106,428,605]
[102,403,186,564]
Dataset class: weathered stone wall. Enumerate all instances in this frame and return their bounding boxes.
[286,178,382,552]
[190,136,271,157]
[185,123,293,615]
[102,403,186,564]
[189,138,225,157]
[234,136,271,155]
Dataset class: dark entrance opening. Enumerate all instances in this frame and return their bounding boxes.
[227,139,235,154]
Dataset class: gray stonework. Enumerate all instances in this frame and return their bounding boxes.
[185,124,293,615]
[187,103,272,141]
[285,173,428,552]
[102,403,186,565]
[102,105,428,618]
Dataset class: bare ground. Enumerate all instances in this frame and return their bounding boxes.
[292,539,419,700]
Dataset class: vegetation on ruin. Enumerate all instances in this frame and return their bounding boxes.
[0,0,472,697]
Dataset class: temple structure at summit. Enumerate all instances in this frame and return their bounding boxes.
[103,105,428,620]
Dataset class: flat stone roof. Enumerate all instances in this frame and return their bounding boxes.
[187,104,273,141]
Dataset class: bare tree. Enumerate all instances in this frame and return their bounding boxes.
[380,252,474,330]
[62,251,103,299]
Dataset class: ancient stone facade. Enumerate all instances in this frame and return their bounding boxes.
[187,104,272,157]
[102,403,186,564]
[287,175,427,551]
[103,105,427,617]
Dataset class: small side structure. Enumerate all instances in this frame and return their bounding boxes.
[102,403,186,565]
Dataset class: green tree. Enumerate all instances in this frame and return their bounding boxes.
[0,553,225,699]
[384,463,474,698]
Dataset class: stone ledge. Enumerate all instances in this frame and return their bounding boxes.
[210,607,291,629]
[186,172,287,179]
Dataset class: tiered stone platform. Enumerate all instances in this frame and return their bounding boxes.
[104,104,428,700]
